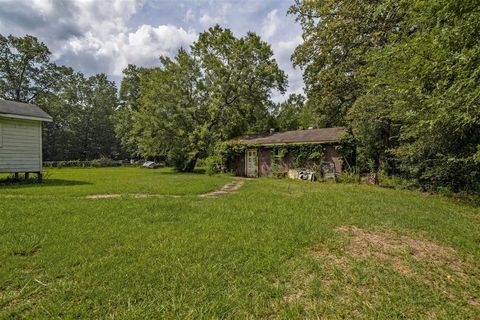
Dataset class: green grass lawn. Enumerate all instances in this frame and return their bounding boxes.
[0,168,479,318]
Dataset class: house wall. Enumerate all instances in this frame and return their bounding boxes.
[0,117,43,173]
[233,144,342,177]
[234,154,246,176]
[324,145,342,173]
[258,148,271,176]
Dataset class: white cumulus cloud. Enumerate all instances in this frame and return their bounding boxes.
[16,0,198,77]
[119,25,197,75]
[0,0,304,100]
[198,3,230,27]
[261,9,279,40]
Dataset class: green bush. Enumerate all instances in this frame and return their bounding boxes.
[43,159,122,168]
[205,155,223,175]
[337,171,359,184]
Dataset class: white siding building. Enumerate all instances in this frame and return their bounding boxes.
[0,100,52,180]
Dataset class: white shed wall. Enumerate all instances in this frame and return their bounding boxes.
[0,117,42,173]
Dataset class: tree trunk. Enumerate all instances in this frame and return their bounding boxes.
[372,155,380,185]
[183,153,199,172]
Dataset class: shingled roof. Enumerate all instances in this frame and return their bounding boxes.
[0,99,52,121]
[238,127,345,145]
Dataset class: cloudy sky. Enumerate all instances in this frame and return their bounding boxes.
[0,0,304,101]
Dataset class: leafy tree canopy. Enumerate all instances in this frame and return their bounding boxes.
[130,26,287,171]
[289,0,480,191]
[0,34,71,102]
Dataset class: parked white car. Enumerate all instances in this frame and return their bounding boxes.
[142,161,160,169]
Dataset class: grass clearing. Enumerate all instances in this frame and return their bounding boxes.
[0,168,479,318]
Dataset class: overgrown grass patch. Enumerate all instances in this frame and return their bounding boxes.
[0,169,479,318]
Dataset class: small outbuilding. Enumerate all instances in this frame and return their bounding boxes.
[231,127,345,178]
[0,99,52,181]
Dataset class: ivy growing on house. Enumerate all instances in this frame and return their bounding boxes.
[212,141,248,173]
[215,141,350,176]
[269,144,327,169]
[218,142,328,172]
[335,131,357,171]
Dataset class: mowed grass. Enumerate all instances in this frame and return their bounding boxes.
[0,168,479,318]
[0,167,232,197]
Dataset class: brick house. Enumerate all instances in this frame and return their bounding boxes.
[232,127,345,177]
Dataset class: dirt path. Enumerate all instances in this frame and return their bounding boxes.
[199,177,249,197]
[84,193,181,200]
[85,177,249,200]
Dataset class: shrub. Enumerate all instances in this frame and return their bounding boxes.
[205,155,223,175]
[337,171,359,184]
[43,159,122,168]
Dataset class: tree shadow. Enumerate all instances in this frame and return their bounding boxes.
[154,168,207,175]
[0,179,92,188]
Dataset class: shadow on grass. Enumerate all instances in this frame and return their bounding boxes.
[153,168,207,175]
[0,179,92,188]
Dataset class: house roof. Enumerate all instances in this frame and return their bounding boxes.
[0,99,52,122]
[238,127,345,146]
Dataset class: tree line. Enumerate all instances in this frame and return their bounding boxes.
[1,0,478,192]
[116,26,286,171]
[0,28,287,170]
[287,0,480,192]
[0,35,119,161]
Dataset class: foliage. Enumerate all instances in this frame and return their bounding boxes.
[0,34,120,162]
[204,155,223,175]
[131,26,286,172]
[39,73,119,161]
[288,0,404,128]
[290,0,480,192]
[273,94,306,131]
[270,144,327,169]
[0,34,71,102]
[114,64,145,158]
[335,131,357,171]
[131,49,203,171]
[213,141,247,173]
[43,158,122,168]
[358,0,480,191]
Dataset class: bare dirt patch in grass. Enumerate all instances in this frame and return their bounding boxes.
[130,193,181,199]
[85,193,182,199]
[199,178,245,197]
[336,226,470,277]
[273,226,479,317]
[85,194,122,199]
[334,226,480,307]
[86,178,247,199]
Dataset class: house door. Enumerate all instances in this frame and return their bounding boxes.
[246,149,258,177]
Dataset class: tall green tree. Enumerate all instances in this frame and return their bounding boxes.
[355,0,480,190]
[114,64,144,158]
[37,72,81,160]
[288,0,404,127]
[0,34,68,102]
[0,34,120,161]
[80,74,118,160]
[39,72,118,160]
[274,94,306,131]
[291,0,480,191]
[134,49,203,168]
[135,26,287,171]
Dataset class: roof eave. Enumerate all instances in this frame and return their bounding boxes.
[239,140,339,147]
[0,113,53,122]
